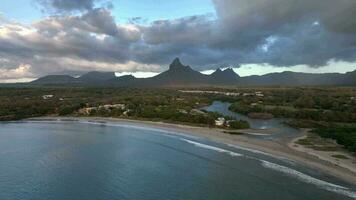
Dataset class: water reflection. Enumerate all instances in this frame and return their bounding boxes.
[202,101,300,139]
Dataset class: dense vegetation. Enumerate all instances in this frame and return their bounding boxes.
[229,120,250,129]
[229,87,356,123]
[0,87,221,127]
[1,86,356,153]
[312,125,356,153]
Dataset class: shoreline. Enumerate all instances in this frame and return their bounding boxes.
[24,116,356,185]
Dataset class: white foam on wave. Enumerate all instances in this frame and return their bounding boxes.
[181,138,356,199]
[181,139,243,157]
[261,160,356,199]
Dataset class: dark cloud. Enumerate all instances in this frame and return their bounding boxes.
[1,0,356,81]
[35,0,112,13]
[210,0,356,66]
[135,0,356,67]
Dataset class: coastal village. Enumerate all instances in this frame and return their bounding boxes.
[38,90,260,129]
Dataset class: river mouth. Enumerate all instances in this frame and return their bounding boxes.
[1,120,356,200]
[202,101,300,139]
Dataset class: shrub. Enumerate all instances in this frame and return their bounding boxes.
[229,120,250,129]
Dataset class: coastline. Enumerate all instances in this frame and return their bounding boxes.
[25,116,356,185]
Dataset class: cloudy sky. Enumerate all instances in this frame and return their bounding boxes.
[0,0,356,82]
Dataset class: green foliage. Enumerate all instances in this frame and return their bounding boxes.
[229,120,250,129]
[294,95,315,108]
[312,125,356,153]
[59,103,84,116]
[229,88,356,123]
[0,87,217,126]
[331,154,349,159]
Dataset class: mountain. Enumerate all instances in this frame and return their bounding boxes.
[77,71,116,83]
[240,71,348,86]
[30,58,356,86]
[209,68,240,85]
[31,75,78,85]
[31,71,117,85]
[342,70,356,85]
[146,58,209,86]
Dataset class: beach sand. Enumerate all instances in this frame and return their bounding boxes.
[28,116,356,185]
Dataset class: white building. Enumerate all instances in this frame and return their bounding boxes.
[99,104,126,110]
[255,92,264,97]
[42,95,54,100]
[215,117,225,126]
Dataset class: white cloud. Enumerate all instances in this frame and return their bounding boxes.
[115,71,159,78]
[0,64,34,81]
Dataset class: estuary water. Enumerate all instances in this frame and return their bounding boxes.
[202,101,300,139]
[0,121,356,200]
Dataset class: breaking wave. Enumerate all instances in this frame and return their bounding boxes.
[181,139,243,157]
[261,160,356,199]
[181,139,356,199]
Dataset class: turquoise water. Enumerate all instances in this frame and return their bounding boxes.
[202,101,300,139]
[0,121,355,200]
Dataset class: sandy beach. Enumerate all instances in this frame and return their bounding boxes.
[27,116,356,185]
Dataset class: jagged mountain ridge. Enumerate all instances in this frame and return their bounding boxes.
[31,58,356,86]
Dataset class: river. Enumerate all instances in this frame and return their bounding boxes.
[202,101,300,139]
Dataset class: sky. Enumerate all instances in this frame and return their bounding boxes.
[0,0,356,82]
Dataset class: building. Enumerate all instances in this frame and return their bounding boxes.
[178,109,188,114]
[99,104,126,110]
[42,95,54,100]
[255,91,264,97]
[215,117,225,126]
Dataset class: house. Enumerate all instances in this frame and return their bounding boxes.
[78,104,126,115]
[215,117,225,126]
[255,91,264,97]
[99,104,126,110]
[42,95,54,100]
[178,109,188,114]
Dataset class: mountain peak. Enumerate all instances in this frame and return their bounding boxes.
[169,58,185,70]
[212,68,239,77]
[223,68,234,73]
[172,57,182,64]
[214,68,222,72]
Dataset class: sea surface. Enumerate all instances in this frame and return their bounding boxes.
[0,121,356,200]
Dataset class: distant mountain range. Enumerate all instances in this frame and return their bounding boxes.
[31,58,356,86]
